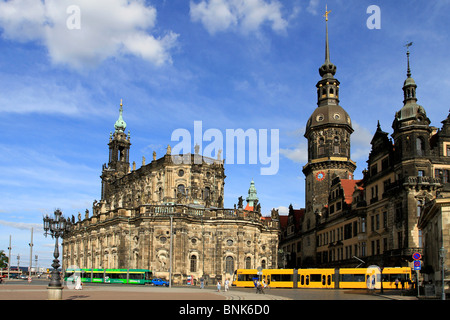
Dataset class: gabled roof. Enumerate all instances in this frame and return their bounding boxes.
[279,215,288,229]
[340,179,361,205]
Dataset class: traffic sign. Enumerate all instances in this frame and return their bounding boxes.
[412,252,422,260]
[413,260,421,271]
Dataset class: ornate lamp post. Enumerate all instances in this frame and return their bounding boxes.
[43,209,72,300]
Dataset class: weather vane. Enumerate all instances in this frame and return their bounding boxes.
[405,41,413,51]
[324,5,332,21]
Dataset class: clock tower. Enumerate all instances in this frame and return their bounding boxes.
[301,7,356,264]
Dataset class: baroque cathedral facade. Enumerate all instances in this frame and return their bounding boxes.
[62,101,280,283]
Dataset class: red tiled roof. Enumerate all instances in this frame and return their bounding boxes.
[340,179,361,205]
[279,215,288,229]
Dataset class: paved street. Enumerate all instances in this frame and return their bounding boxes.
[0,278,417,301]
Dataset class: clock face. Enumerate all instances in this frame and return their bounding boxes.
[316,171,325,181]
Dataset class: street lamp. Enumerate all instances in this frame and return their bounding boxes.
[43,209,72,300]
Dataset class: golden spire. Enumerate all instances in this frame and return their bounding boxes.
[324,4,332,21]
[120,99,123,107]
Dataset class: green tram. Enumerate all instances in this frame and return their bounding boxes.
[64,268,152,285]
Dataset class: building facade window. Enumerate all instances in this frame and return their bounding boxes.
[177,184,186,195]
[225,256,234,274]
[416,137,425,156]
[190,255,197,272]
[245,256,251,269]
[261,259,266,269]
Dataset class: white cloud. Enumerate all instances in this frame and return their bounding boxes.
[190,0,288,35]
[350,122,373,162]
[280,142,307,164]
[276,205,289,215]
[306,0,320,15]
[0,0,178,69]
[0,219,42,231]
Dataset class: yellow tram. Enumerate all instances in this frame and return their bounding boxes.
[233,267,411,290]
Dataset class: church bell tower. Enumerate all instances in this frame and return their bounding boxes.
[301,7,356,263]
[101,100,131,200]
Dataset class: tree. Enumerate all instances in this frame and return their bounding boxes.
[0,250,8,269]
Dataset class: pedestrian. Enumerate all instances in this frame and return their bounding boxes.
[200,277,204,289]
[259,280,265,294]
[256,280,264,294]
[395,278,399,290]
[217,281,221,292]
[75,276,82,290]
[224,278,229,292]
[262,279,267,289]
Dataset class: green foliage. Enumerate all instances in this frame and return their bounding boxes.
[0,250,8,268]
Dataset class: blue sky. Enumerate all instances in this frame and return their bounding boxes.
[0,0,449,269]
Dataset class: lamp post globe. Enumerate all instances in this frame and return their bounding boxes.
[42,209,72,299]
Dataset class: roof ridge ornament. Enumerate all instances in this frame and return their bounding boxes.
[324,4,332,22]
[405,42,413,78]
[319,4,336,78]
[114,99,127,133]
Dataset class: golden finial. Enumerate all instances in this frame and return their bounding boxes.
[324,4,332,21]
[120,99,123,107]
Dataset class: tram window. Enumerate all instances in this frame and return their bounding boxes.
[327,275,332,285]
[386,273,410,282]
[310,274,322,282]
[271,274,293,282]
[65,271,75,278]
[305,275,310,285]
[107,273,127,279]
[93,273,103,278]
[300,275,305,285]
[238,274,258,282]
[322,275,326,285]
[340,274,366,282]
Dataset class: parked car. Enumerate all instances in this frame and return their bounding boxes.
[19,274,28,280]
[151,278,169,287]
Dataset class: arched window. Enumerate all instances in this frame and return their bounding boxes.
[333,136,340,154]
[190,255,197,273]
[261,259,266,269]
[225,256,234,274]
[318,137,325,156]
[416,137,425,156]
[177,184,185,195]
[158,187,163,201]
[245,256,251,269]
[203,187,210,200]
